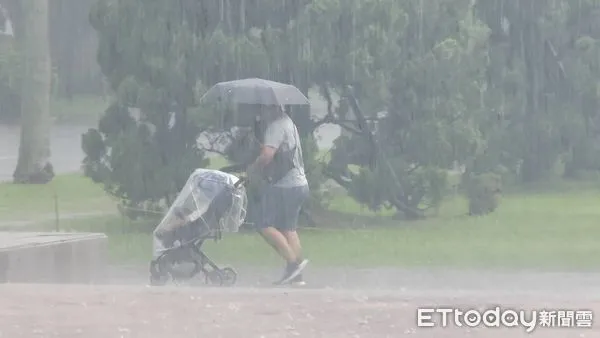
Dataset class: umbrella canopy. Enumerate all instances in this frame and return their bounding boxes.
[199,78,310,106]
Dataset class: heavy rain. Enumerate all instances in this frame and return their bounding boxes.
[0,0,599,337]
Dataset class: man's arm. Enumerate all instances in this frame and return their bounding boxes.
[250,145,276,172]
[248,122,284,174]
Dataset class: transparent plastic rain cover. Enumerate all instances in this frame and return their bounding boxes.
[152,168,247,259]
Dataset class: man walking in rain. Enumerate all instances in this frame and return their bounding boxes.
[247,104,310,286]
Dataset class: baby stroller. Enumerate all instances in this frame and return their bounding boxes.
[149,168,247,286]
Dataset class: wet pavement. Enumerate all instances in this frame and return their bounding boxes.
[3,282,596,338]
[0,124,93,182]
[109,264,600,299]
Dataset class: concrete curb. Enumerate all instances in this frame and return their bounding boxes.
[0,232,108,284]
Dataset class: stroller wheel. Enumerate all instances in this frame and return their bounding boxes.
[170,260,202,281]
[220,267,237,287]
[204,267,237,286]
[205,270,223,286]
[149,260,168,286]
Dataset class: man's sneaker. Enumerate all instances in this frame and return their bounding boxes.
[290,274,306,287]
[273,259,308,285]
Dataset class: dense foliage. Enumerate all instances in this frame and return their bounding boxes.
[83,0,600,220]
[465,172,502,216]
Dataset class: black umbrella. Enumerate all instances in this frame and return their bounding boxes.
[199,78,310,106]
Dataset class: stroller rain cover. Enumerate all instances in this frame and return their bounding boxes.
[152,168,247,259]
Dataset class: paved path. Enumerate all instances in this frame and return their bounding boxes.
[0,277,597,337]
[101,265,600,336]
[109,265,600,298]
[0,124,93,181]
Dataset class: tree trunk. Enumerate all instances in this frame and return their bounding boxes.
[13,0,54,184]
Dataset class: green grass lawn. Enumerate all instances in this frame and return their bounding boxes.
[0,155,231,223]
[3,173,599,271]
[0,174,117,222]
[10,93,595,270]
[53,191,598,270]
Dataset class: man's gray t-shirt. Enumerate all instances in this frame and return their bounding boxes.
[263,115,308,188]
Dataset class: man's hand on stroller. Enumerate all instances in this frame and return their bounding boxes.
[219,163,247,174]
[245,165,267,193]
[234,175,248,189]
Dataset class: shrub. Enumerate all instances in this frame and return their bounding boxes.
[465,172,502,216]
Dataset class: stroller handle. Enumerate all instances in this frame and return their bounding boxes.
[234,176,247,188]
[219,163,247,174]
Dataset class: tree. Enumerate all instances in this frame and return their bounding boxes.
[49,0,101,99]
[85,0,600,222]
[560,1,600,178]
[0,0,102,123]
[301,0,489,219]
[474,0,600,183]
[12,0,54,184]
[84,0,321,219]
[0,5,20,123]
[84,0,212,215]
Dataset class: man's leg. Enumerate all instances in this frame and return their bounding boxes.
[260,185,310,284]
[277,184,310,285]
[259,225,307,285]
[281,230,306,286]
[282,184,309,257]
[282,230,303,263]
[257,185,301,275]
[259,226,297,263]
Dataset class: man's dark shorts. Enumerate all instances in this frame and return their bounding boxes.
[256,184,310,232]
